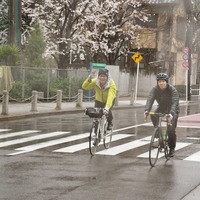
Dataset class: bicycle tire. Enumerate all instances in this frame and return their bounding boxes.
[103,121,112,149]
[89,122,99,156]
[149,128,160,167]
[164,134,169,159]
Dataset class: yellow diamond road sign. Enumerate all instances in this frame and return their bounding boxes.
[132,52,143,64]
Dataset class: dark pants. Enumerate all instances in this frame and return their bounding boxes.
[151,108,178,150]
[94,99,115,124]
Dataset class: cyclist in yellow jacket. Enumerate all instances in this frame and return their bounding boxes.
[82,68,117,130]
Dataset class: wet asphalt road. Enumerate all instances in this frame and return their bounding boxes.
[0,102,200,200]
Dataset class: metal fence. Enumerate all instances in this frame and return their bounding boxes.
[9,66,90,101]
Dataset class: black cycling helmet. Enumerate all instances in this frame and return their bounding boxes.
[98,68,109,77]
[156,73,169,82]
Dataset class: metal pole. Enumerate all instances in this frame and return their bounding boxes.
[186,69,188,102]
[22,67,25,99]
[186,1,193,101]
[134,62,140,102]
[15,0,21,46]
[8,0,21,45]
[47,69,50,100]
[8,0,15,44]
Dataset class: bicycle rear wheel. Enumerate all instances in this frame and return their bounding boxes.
[89,123,99,156]
[164,135,169,159]
[149,128,160,167]
[103,121,112,149]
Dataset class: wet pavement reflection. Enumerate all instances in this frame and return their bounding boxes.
[0,102,200,199]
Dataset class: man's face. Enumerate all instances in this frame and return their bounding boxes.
[99,74,108,85]
[158,80,167,90]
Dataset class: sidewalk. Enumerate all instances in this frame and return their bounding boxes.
[0,98,187,121]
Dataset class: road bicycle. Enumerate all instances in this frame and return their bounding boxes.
[148,112,172,167]
[85,107,113,156]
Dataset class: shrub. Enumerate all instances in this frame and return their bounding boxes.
[0,44,20,66]
[9,81,31,100]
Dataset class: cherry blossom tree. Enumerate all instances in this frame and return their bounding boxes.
[0,0,8,44]
[22,0,92,68]
[21,0,148,68]
[75,0,148,65]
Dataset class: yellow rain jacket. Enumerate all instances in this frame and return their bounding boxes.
[82,75,116,109]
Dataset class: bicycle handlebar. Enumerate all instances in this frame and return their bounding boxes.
[147,112,172,126]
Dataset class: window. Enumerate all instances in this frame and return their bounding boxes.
[135,14,158,28]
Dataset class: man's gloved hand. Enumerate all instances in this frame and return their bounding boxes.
[103,107,109,115]
[168,114,173,121]
[144,111,149,121]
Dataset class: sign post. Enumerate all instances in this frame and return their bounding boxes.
[132,52,143,103]
[90,63,106,77]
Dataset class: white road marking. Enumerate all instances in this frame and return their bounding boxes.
[54,134,133,153]
[137,142,192,158]
[177,125,200,129]
[8,132,88,155]
[96,136,151,155]
[112,123,149,132]
[0,131,69,148]
[0,130,40,139]
[186,137,200,140]
[143,124,200,129]
[1,116,199,162]
[0,129,11,132]
[184,151,200,162]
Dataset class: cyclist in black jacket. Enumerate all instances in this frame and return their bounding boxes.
[144,73,179,157]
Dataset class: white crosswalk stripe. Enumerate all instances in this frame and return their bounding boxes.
[96,136,151,155]
[54,134,133,153]
[0,129,11,133]
[0,130,41,139]
[0,131,69,148]
[0,128,198,162]
[8,132,87,156]
[137,142,192,158]
[184,151,200,162]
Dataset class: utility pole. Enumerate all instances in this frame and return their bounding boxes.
[8,0,15,44]
[8,0,21,46]
[185,0,193,101]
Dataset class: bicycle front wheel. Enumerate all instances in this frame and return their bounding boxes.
[149,128,160,167]
[89,124,98,156]
[103,123,112,149]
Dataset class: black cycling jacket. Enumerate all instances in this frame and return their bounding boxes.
[145,84,179,115]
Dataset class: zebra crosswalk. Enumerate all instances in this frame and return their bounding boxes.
[0,128,200,162]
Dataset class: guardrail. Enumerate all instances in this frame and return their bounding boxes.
[1,89,135,115]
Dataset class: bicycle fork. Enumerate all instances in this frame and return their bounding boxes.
[100,115,107,139]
